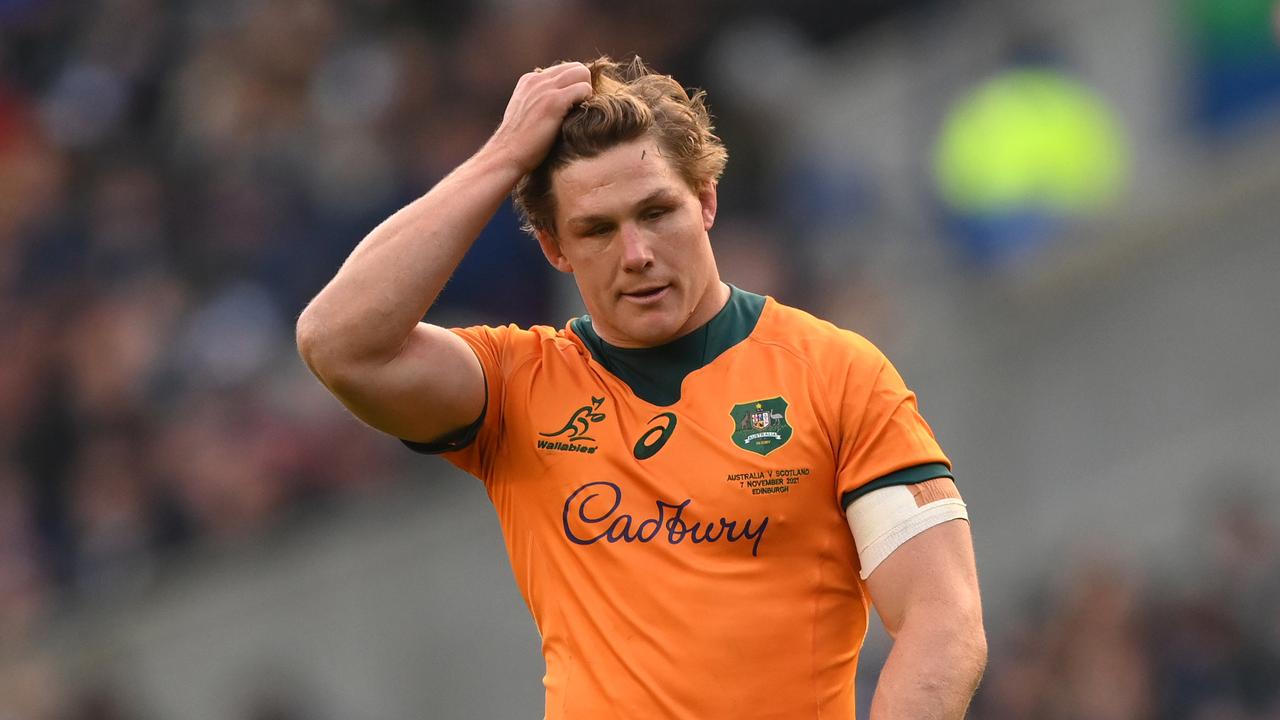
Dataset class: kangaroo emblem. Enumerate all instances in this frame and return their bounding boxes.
[540,396,607,443]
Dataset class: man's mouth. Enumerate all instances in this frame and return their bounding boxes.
[622,284,670,302]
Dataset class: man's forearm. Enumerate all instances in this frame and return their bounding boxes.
[297,146,522,367]
[869,615,987,720]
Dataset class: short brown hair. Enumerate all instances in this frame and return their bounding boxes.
[512,56,728,235]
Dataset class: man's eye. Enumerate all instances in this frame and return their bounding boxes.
[587,225,611,236]
[643,208,669,221]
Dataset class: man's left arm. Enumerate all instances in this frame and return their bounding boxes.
[861,517,987,720]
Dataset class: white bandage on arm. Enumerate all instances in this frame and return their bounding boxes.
[844,477,968,580]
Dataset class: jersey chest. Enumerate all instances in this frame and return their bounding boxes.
[495,351,844,559]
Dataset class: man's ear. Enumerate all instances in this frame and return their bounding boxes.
[698,181,718,232]
[535,229,574,273]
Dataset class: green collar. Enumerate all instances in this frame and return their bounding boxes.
[570,285,766,406]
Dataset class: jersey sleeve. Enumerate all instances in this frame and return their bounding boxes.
[834,339,953,510]
[401,323,526,482]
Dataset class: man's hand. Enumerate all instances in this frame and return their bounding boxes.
[299,64,591,446]
[488,62,593,175]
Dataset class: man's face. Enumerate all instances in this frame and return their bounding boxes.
[537,137,723,348]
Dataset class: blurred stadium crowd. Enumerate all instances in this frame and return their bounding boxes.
[1,0,1278,718]
[0,0,868,652]
[969,496,1280,720]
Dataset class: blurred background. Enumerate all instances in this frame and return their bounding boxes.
[2,0,1279,717]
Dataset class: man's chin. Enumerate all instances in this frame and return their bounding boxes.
[611,312,684,348]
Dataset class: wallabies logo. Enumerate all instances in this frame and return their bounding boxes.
[538,396,607,454]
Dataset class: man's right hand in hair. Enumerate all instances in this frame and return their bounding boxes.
[297,65,590,446]
[488,62,593,175]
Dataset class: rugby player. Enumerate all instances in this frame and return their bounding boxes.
[297,56,986,719]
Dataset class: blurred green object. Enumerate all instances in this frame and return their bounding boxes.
[934,68,1129,215]
[1179,0,1280,134]
[1181,0,1276,59]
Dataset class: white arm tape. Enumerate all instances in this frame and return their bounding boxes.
[845,483,968,580]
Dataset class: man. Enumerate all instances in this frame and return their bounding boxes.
[297,56,986,719]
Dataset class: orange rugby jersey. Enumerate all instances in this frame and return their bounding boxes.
[406,286,952,719]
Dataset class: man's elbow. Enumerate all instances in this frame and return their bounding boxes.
[948,604,989,691]
[296,306,325,365]
[949,595,988,670]
[903,597,988,670]
[965,613,989,676]
[295,306,355,388]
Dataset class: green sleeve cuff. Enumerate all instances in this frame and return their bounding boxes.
[840,462,954,511]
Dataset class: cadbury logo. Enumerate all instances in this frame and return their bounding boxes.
[562,481,769,557]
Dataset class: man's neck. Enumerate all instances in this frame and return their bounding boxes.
[569,285,766,406]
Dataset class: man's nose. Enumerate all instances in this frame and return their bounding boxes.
[619,224,654,272]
